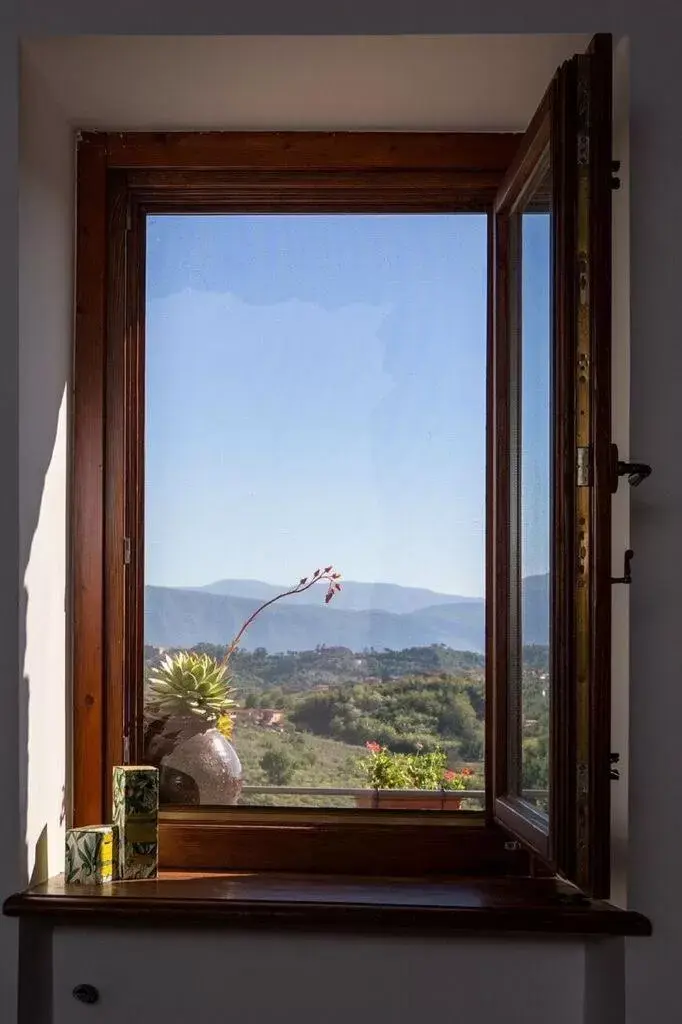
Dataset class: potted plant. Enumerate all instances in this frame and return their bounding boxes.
[144,567,341,805]
[355,742,474,811]
[144,651,242,805]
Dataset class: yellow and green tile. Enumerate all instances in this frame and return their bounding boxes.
[65,826,117,884]
[112,765,159,879]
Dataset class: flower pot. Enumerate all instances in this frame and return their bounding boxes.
[355,791,463,811]
[145,716,243,805]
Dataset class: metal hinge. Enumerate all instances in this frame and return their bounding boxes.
[123,536,132,565]
[123,734,131,763]
[577,446,591,487]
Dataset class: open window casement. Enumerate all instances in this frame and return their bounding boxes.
[490,34,613,897]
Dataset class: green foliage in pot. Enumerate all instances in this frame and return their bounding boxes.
[358,742,474,791]
[146,651,237,725]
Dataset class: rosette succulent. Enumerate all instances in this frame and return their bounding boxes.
[145,651,236,724]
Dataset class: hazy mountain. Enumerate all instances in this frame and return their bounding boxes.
[195,577,480,614]
[145,574,549,653]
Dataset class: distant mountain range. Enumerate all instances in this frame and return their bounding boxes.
[194,577,481,613]
[145,575,549,654]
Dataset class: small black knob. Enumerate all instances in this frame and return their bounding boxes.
[73,984,99,1005]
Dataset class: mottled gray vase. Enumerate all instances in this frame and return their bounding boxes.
[147,716,243,805]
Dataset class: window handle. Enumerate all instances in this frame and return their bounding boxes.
[610,444,652,491]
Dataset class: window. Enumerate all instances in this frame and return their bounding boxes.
[144,211,489,813]
[73,35,613,895]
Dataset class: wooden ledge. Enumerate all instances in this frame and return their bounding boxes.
[3,873,651,937]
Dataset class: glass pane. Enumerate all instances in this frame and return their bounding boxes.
[518,165,552,813]
[143,214,487,810]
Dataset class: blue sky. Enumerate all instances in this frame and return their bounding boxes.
[145,213,549,596]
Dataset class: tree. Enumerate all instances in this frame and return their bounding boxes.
[260,748,298,786]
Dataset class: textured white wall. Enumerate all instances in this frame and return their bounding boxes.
[1,4,680,1024]
[19,58,73,887]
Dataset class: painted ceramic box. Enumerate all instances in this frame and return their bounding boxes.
[65,825,117,884]
[112,765,159,880]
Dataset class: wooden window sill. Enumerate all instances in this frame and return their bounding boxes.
[3,872,651,937]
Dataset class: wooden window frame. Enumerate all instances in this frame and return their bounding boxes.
[73,130,536,877]
[490,88,555,863]
[489,36,613,897]
[71,102,612,891]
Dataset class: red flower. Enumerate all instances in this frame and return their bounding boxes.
[443,769,457,782]
[365,741,382,754]
[462,767,475,777]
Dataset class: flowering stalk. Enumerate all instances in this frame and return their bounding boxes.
[221,566,342,666]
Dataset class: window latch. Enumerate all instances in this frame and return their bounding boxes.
[610,752,620,781]
[611,549,633,586]
[610,444,652,491]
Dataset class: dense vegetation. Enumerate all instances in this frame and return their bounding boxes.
[150,642,485,695]
[289,675,485,761]
[144,642,549,798]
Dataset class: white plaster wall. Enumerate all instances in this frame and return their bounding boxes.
[1,4,679,1024]
[19,58,73,886]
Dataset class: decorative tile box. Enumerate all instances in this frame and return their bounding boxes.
[112,766,159,880]
[65,826,117,884]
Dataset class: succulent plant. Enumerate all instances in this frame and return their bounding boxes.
[145,651,236,724]
[144,567,342,730]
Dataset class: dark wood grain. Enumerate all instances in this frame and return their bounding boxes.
[491,93,553,864]
[127,169,503,212]
[125,204,147,766]
[103,174,128,807]
[494,92,551,214]
[586,32,614,899]
[92,131,520,173]
[490,209,511,805]
[72,138,107,827]
[550,57,578,881]
[2,872,651,937]
[158,820,529,876]
[484,213,495,820]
